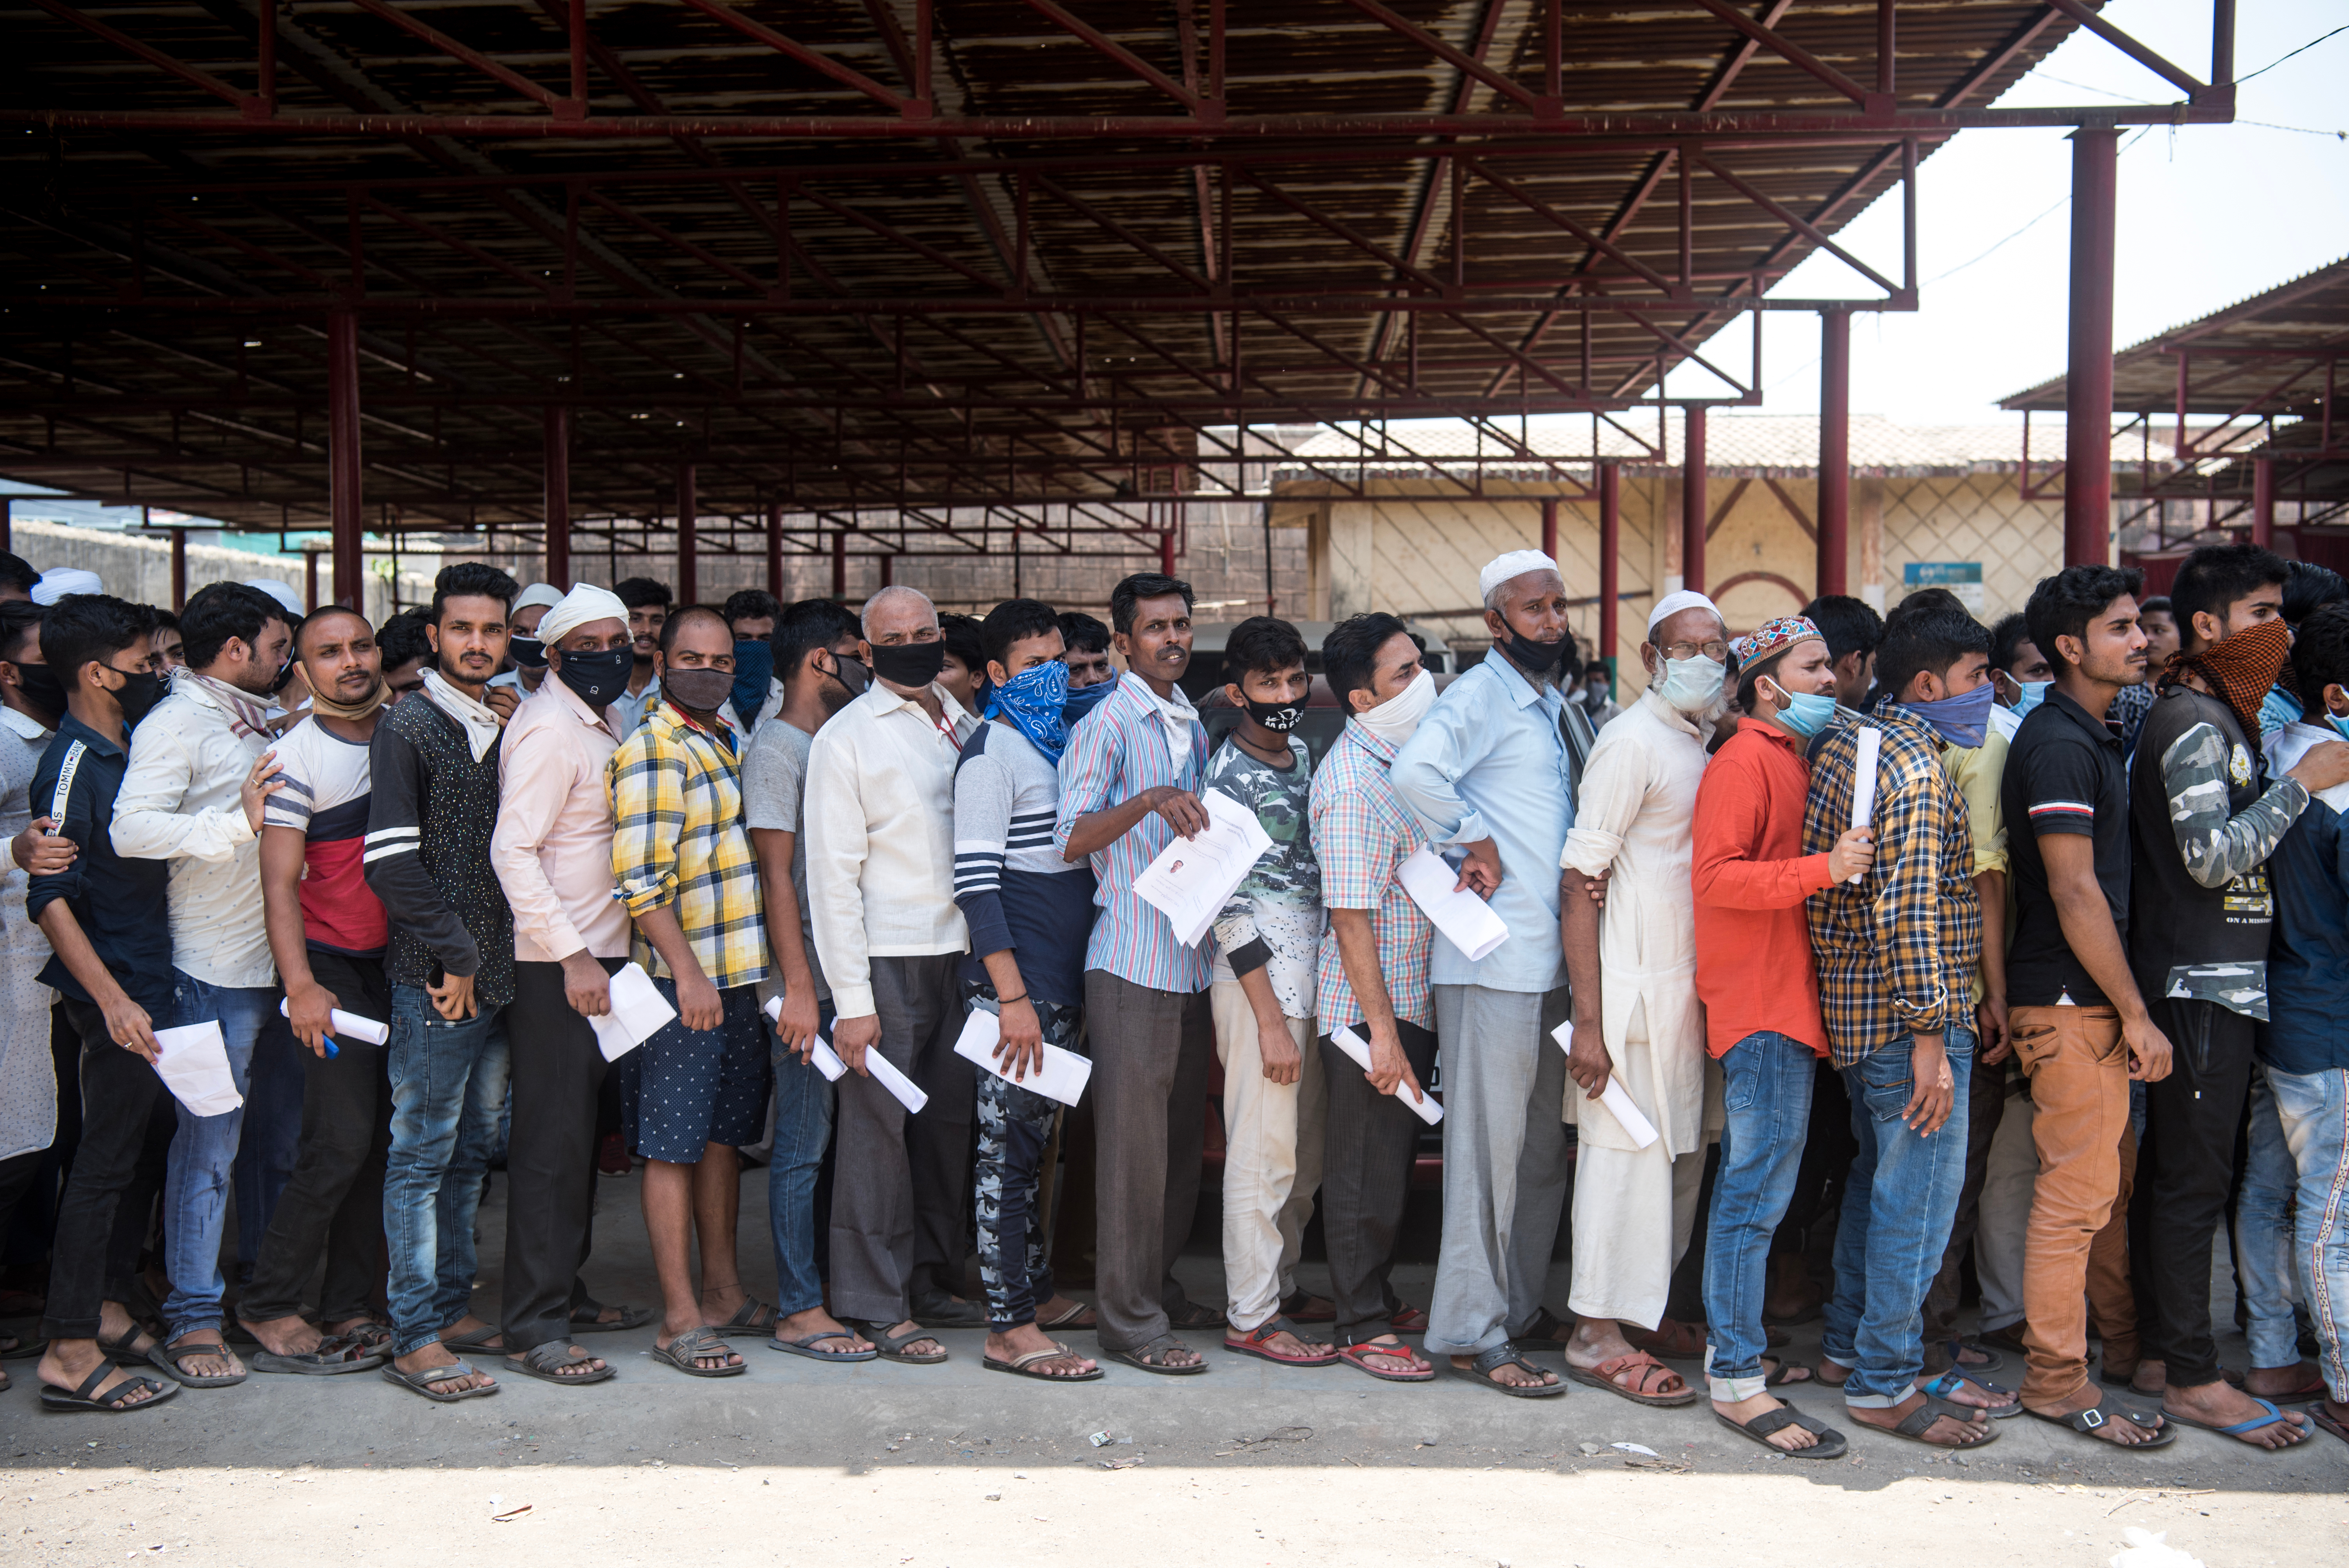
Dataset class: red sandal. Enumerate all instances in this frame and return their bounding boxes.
[1221,1316,1338,1367]
[1388,1304,1431,1334]
[1338,1338,1434,1382]
[1565,1349,1699,1406]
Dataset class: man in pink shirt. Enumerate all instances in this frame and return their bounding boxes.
[488,584,645,1386]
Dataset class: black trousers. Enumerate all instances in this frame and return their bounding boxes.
[1920,1047,2012,1371]
[1317,1019,1436,1343]
[500,957,620,1353]
[40,997,170,1341]
[2133,994,2255,1390]
[1771,1057,1855,1262]
[240,951,394,1326]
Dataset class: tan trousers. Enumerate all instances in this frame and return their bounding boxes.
[2010,1004,2130,1407]
[1211,981,1326,1334]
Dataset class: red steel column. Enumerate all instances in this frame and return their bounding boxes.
[765,502,784,600]
[544,406,571,587]
[1598,461,1621,668]
[1681,405,1708,595]
[327,310,364,610]
[879,554,894,590]
[2252,457,2275,547]
[1818,311,1851,597]
[2065,128,2119,567]
[1159,529,1176,577]
[1540,496,1558,561]
[675,458,697,606]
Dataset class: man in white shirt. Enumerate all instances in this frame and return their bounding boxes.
[804,585,983,1360]
[1555,589,1727,1409]
[111,582,294,1388]
[489,582,564,700]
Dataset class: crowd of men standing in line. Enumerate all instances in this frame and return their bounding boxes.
[0,538,2340,1466]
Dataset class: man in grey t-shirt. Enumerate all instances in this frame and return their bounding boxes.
[742,600,870,1361]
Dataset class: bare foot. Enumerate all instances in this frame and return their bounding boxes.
[2022,1386,2165,1446]
[240,1313,326,1359]
[2165,1377,2308,1448]
[1716,1391,1820,1452]
[1847,1391,1994,1447]
[772,1306,870,1356]
[163,1334,244,1382]
[36,1339,164,1409]
[988,1322,1097,1377]
[1348,1334,1429,1377]
[392,1340,496,1394]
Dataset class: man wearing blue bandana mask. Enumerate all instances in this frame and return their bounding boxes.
[951,599,1101,1381]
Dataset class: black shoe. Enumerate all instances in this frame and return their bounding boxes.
[909,1292,987,1327]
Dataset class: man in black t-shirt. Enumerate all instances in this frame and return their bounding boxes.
[2002,566,2171,1448]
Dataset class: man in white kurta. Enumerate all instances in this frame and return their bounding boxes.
[1555,590,1727,1402]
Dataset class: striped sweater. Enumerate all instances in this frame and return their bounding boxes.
[953,721,1095,1007]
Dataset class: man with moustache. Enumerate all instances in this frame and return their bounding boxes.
[611,577,673,734]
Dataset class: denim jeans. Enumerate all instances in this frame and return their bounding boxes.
[382,984,510,1357]
[1821,1028,1976,1407]
[161,971,295,1341]
[768,999,836,1319]
[2237,1066,2305,1370]
[2262,1063,2349,1400]
[1702,1031,1818,1401]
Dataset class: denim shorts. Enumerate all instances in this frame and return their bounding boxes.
[624,981,773,1164]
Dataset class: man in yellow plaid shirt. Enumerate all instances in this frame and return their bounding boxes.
[610,605,772,1381]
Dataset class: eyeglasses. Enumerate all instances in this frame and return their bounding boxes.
[1661,640,1730,663]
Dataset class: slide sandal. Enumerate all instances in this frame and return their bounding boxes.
[1919,1367,2022,1418]
[1456,1343,1565,1398]
[849,1320,950,1365]
[1105,1335,1208,1376]
[2023,1394,2176,1449]
[440,1323,506,1354]
[651,1326,746,1377]
[767,1330,878,1363]
[145,1339,246,1388]
[1566,1351,1698,1407]
[2161,1395,2305,1446]
[1715,1399,1848,1459]
[1877,1403,1999,1449]
[711,1299,778,1338]
[380,1359,497,1403]
[1337,1340,1434,1383]
[504,1342,615,1386]
[984,1340,1102,1382]
[39,1365,177,1413]
[251,1333,384,1376]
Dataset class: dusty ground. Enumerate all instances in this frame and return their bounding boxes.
[3,1169,2342,1567]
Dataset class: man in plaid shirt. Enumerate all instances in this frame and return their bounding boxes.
[1308,613,1439,1382]
[1801,600,1993,1451]
[611,606,771,1380]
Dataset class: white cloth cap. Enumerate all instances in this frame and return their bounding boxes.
[242,578,305,615]
[1647,588,1724,637]
[511,582,564,618]
[536,583,629,647]
[1477,549,1563,601]
[30,568,103,606]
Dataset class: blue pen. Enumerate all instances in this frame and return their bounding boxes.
[320,1035,339,1058]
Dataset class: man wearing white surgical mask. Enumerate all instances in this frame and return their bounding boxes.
[1552,589,1728,1409]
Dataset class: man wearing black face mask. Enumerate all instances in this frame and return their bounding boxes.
[490,583,564,702]
[28,593,180,1414]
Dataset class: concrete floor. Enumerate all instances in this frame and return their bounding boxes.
[1,1163,2343,1568]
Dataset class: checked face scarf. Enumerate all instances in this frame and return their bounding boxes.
[2164,614,2292,740]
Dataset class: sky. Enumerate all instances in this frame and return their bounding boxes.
[1668,0,2349,423]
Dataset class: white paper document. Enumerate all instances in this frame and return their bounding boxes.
[151,1020,243,1118]
[765,998,928,1112]
[586,962,679,1062]
[1848,726,1883,884]
[1132,788,1274,949]
[951,1006,1093,1107]
[1547,1020,1660,1149]
[1328,1025,1442,1125]
[275,998,391,1046]
[1395,844,1510,962]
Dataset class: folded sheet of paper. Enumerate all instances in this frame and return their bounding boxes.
[1848,726,1882,885]
[1395,844,1510,962]
[152,1020,243,1117]
[765,996,928,1112]
[951,1005,1093,1107]
[1548,1020,1660,1149]
[1132,788,1274,949]
[586,962,679,1062]
[276,998,390,1046]
[1328,1025,1442,1125]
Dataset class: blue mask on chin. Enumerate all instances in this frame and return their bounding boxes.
[1772,687,1839,739]
[1903,681,1996,748]
[2013,680,2050,718]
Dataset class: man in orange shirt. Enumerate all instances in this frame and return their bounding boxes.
[1692,615,1875,1458]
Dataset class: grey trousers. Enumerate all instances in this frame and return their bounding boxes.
[1318,1018,1438,1344]
[1424,983,1574,1356]
[829,954,978,1325]
[1085,968,1215,1354]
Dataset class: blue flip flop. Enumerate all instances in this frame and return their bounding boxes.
[2162,1394,2305,1444]
[1919,1367,2022,1418]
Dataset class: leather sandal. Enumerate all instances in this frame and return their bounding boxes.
[1454,1342,1564,1398]
[1566,1350,1698,1406]
[1222,1315,1337,1367]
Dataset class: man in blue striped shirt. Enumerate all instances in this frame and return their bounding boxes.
[1054,573,1222,1374]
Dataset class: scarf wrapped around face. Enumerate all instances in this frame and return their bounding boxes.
[176,667,276,741]
[2162,614,2293,740]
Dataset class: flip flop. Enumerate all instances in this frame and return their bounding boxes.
[380,1358,497,1403]
[439,1323,506,1354]
[1388,1305,1431,1335]
[1337,1339,1434,1383]
[984,1339,1102,1382]
[146,1338,246,1388]
[652,1326,746,1377]
[569,1304,654,1334]
[767,1329,878,1363]
[1105,1334,1208,1376]
[1715,1399,1848,1459]
[848,1319,949,1365]
[251,1333,385,1376]
[1223,1315,1338,1367]
[1566,1350,1698,1407]
[39,1363,177,1413]
[1277,1289,1337,1323]
[1035,1300,1098,1331]
[1871,1402,2000,1449]
[2022,1393,2176,1449]
[1454,1342,1565,1399]
[709,1299,779,1338]
[1942,1336,2007,1374]
[1764,1357,1814,1388]
[1919,1367,2022,1418]
[504,1341,616,1386]
[2160,1395,2306,1446]
[2310,1404,2349,1447]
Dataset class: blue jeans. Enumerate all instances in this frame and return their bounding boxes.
[2237,1066,2304,1370]
[2262,1063,2349,1400]
[768,999,836,1319]
[1702,1031,1817,1401]
[382,984,510,1357]
[161,972,294,1342]
[1822,1028,1976,1407]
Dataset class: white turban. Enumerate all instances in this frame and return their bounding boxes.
[242,578,305,616]
[1478,549,1563,601]
[1646,589,1723,637]
[536,583,629,647]
[30,568,103,606]
[511,582,564,618]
